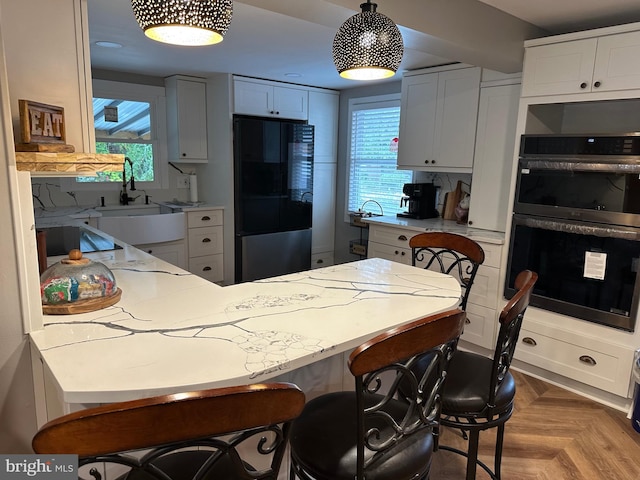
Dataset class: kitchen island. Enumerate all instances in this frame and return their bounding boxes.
[30,242,461,422]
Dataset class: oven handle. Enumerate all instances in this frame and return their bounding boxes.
[517,215,640,241]
[521,158,640,173]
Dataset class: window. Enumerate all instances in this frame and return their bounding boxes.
[63,80,167,191]
[346,94,412,217]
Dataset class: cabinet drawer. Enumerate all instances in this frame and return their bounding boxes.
[189,254,223,282]
[367,241,411,265]
[311,253,334,269]
[187,209,223,228]
[515,326,633,397]
[463,303,496,349]
[188,226,223,257]
[368,226,412,249]
[467,265,499,309]
[476,241,502,269]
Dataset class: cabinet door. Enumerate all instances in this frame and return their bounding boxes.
[234,79,273,116]
[367,241,411,265]
[397,72,438,168]
[308,90,339,160]
[273,86,308,120]
[312,162,337,255]
[433,67,481,171]
[593,30,640,92]
[166,77,208,162]
[136,241,187,270]
[521,39,597,96]
[468,83,520,232]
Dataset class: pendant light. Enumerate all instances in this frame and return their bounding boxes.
[333,1,404,80]
[131,0,233,47]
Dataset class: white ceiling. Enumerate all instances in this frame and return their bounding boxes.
[88,0,640,91]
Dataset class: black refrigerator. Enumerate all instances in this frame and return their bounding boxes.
[233,115,314,282]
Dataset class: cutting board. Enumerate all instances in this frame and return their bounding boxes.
[443,181,464,220]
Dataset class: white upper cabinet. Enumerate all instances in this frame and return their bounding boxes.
[522,29,640,97]
[233,78,308,120]
[165,76,208,163]
[398,66,481,173]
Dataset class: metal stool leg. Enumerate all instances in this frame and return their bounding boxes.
[494,423,506,479]
[465,429,480,480]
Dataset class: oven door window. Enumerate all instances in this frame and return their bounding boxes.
[506,216,640,331]
[517,167,640,215]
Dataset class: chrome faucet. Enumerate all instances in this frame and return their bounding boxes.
[120,157,138,205]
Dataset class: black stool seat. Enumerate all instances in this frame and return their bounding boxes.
[290,392,434,480]
[442,351,515,416]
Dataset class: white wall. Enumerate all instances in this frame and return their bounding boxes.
[0,12,38,452]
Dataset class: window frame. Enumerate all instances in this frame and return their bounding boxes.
[344,93,412,222]
[61,79,168,192]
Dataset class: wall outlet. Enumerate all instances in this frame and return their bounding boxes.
[176,174,190,189]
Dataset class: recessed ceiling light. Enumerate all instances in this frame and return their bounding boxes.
[285,73,302,78]
[95,41,123,48]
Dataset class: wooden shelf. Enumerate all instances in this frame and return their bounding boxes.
[15,152,124,175]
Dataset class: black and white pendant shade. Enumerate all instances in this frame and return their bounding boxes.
[131,0,233,46]
[333,1,404,80]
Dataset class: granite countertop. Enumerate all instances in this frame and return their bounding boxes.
[362,215,505,244]
[30,254,461,405]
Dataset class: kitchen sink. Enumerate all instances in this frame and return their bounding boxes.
[97,212,186,245]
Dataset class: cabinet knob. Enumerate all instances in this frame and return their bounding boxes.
[522,337,537,346]
[579,355,597,366]
[580,82,588,89]
[202,238,211,243]
[394,250,399,255]
[468,220,473,225]
[147,249,153,254]
[401,251,406,256]
[593,81,601,88]
[203,266,212,271]
[182,153,187,157]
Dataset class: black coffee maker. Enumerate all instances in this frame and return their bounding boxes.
[397,183,439,219]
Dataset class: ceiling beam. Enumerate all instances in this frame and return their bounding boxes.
[237,0,547,73]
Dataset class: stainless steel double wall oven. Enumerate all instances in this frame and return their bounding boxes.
[506,134,640,331]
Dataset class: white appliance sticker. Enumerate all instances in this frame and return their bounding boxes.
[584,251,607,280]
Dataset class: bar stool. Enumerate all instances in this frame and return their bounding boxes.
[409,232,485,310]
[438,270,538,479]
[289,309,467,480]
[32,382,305,480]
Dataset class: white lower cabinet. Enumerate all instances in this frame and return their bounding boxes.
[367,223,503,350]
[515,317,636,397]
[367,225,412,264]
[186,208,224,283]
[134,240,187,270]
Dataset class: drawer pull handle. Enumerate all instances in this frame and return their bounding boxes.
[316,259,324,264]
[398,235,407,241]
[203,266,212,271]
[201,216,211,221]
[202,238,211,243]
[579,355,597,366]
[522,337,537,346]
[465,318,471,325]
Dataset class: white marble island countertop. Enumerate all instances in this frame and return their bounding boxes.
[30,251,461,406]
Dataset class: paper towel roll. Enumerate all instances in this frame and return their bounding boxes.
[189,174,198,203]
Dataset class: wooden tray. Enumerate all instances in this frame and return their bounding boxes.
[42,288,122,315]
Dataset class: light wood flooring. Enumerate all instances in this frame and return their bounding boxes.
[429,370,640,479]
